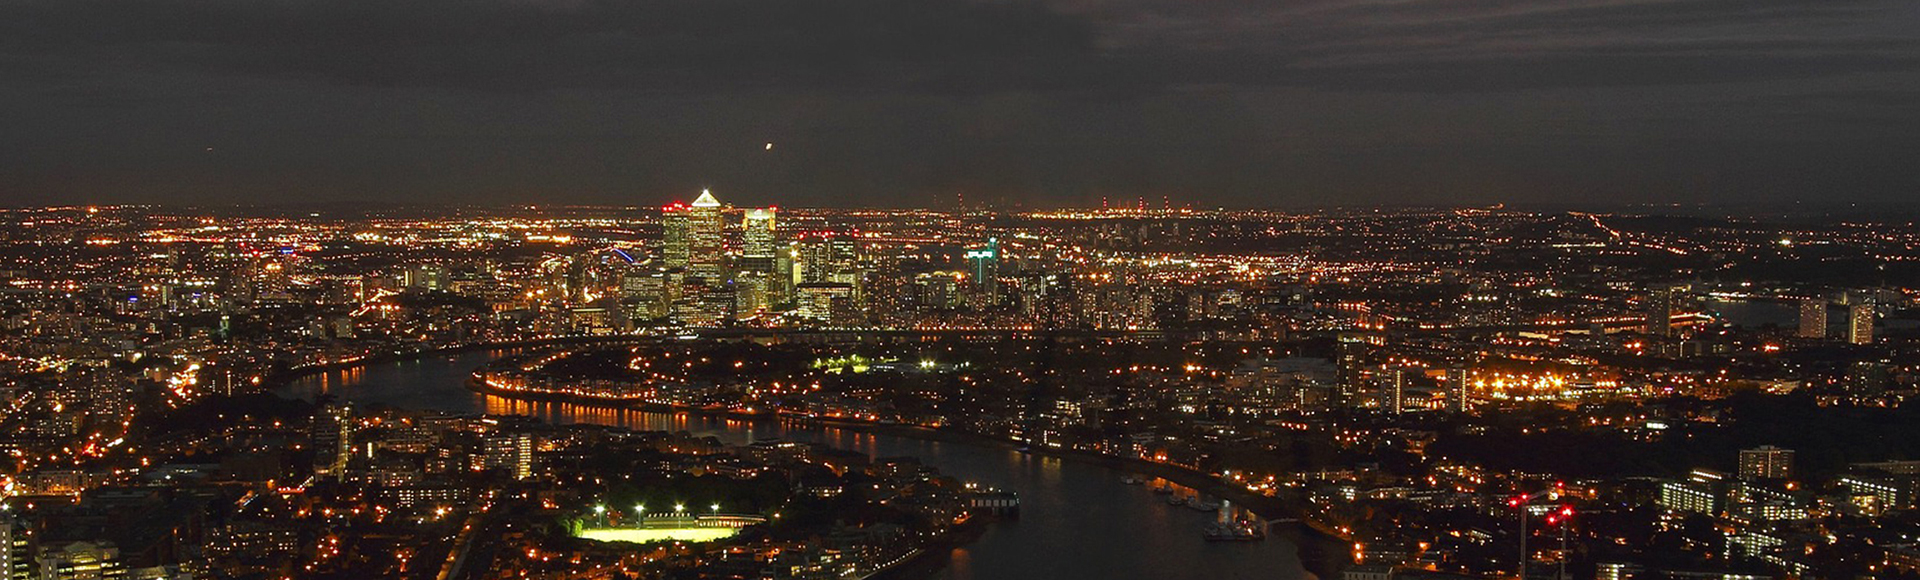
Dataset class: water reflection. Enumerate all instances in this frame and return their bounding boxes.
[282,349,1311,580]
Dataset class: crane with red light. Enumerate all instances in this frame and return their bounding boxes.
[1508,482,1575,580]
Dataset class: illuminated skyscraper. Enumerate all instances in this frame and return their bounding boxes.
[742,207,777,260]
[798,235,859,287]
[1446,367,1470,413]
[484,432,534,480]
[737,207,784,309]
[965,238,1001,295]
[1798,298,1828,339]
[1645,284,1685,337]
[1848,302,1875,345]
[1738,446,1794,480]
[688,190,726,280]
[1385,367,1411,415]
[661,203,691,271]
[1335,334,1368,407]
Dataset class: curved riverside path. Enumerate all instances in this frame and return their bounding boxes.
[282,348,1331,580]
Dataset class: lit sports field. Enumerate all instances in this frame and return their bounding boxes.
[577,526,740,544]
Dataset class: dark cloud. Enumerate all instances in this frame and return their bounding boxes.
[7,0,1915,93]
[0,0,1100,92]
[0,0,1916,206]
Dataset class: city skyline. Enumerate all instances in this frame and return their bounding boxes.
[5,0,1920,577]
[1,202,1919,579]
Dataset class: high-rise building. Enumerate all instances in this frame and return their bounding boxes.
[733,273,770,318]
[621,269,674,320]
[1738,446,1794,480]
[1385,368,1409,415]
[795,283,855,324]
[688,190,726,280]
[1798,298,1828,339]
[965,238,1001,299]
[1335,334,1368,408]
[913,272,965,310]
[737,207,784,309]
[797,235,859,287]
[1658,481,1717,514]
[670,283,736,328]
[1645,284,1685,337]
[1,514,28,580]
[1446,367,1470,413]
[1846,361,1891,394]
[661,203,691,271]
[742,207,778,260]
[1848,302,1875,345]
[484,432,534,480]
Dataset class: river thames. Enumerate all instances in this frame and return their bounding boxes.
[282,349,1318,580]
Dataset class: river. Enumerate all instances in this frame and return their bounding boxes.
[281,349,1317,580]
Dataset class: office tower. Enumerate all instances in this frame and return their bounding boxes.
[733,273,769,317]
[1738,446,1794,480]
[688,190,726,280]
[965,238,1001,297]
[1446,367,1470,413]
[662,202,693,270]
[33,541,126,580]
[1798,298,1828,339]
[736,207,783,309]
[913,272,964,310]
[1,514,26,580]
[1645,284,1684,337]
[742,207,778,261]
[1848,302,1874,345]
[1335,335,1368,407]
[400,263,449,291]
[795,283,855,324]
[681,284,736,328]
[1017,272,1078,327]
[621,269,674,320]
[484,432,534,480]
[1847,361,1891,394]
[797,235,860,286]
[1385,368,1408,414]
[775,243,799,301]
[661,202,691,271]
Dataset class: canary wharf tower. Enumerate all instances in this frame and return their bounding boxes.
[686,189,726,281]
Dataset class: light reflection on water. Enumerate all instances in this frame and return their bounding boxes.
[283,349,1313,580]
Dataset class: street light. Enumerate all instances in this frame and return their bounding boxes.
[711,503,721,515]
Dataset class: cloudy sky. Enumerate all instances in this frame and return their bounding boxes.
[2,0,1916,208]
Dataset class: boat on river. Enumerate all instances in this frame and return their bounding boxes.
[1203,500,1266,541]
[1204,520,1266,542]
[1187,496,1223,511]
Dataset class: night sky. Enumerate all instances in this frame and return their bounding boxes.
[3,0,1917,208]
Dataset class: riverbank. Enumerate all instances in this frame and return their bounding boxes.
[260,335,652,390]
[277,344,1338,579]
[463,374,1351,578]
